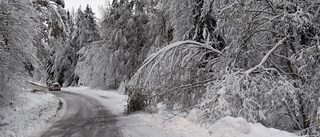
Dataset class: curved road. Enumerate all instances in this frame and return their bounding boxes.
[41,91,122,137]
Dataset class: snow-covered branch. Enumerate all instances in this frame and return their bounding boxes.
[245,36,288,75]
[133,40,222,86]
[264,0,278,15]
[244,10,276,16]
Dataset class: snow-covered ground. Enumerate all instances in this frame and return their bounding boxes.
[1,86,301,137]
[0,92,60,137]
[62,87,302,137]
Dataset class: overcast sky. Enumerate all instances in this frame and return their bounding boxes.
[64,0,109,19]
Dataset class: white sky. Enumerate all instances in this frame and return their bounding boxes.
[64,0,109,19]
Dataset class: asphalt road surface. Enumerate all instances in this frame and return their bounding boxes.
[41,91,122,137]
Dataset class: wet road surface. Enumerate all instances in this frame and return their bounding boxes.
[41,91,122,137]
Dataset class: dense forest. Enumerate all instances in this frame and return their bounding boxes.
[1,0,320,135]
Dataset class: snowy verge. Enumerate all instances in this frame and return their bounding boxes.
[208,116,300,137]
[0,91,61,137]
[0,86,301,137]
[65,86,301,137]
[125,112,301,137]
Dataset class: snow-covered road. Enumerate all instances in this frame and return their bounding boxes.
[42,87,300,137]
[41,91,121,137]
[41,88,174,137]
[1,86,301,137]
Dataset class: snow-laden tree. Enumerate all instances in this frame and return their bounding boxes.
[125,0,320,135]
[57,5,100,87]
[75,0,178,90]
[73,5,100,49]
[75,41,112,89]
[93,0,150,89]
[199,0,320,134]
[32,0,71,86]
[126,41,222,112]
[76,0,320,134]
[35,1,100,87]
[73,1,320,135]
[124,0,224,112]
[0,0,42,108]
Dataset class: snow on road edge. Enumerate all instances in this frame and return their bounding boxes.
[0,92,60,137]
[0,86,301,137]
[65,86,301,137]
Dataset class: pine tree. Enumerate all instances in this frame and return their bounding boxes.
[83,5,100,43]
[73,5,100,49]
[60,5,101,87]
[98,0,150,88]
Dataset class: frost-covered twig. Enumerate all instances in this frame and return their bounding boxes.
[283,99,303,130]
[265,0,278,15]
[244,10,276,16]
[272,53,292,62]
[163,109,189,123]
[217,2,238,15]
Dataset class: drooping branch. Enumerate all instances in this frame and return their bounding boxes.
[141,40,222,67]
[245,36,288,75]
[130,40,223,86]
[147,78,216,101]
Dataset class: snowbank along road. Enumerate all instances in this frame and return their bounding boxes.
[36,87,300,137]
[41,91,122,137]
